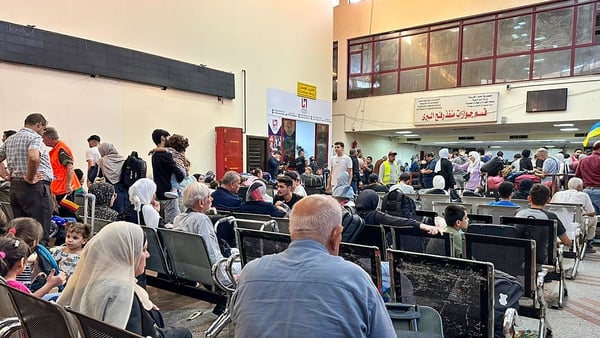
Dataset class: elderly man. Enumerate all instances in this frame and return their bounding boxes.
[42,127,81,217]
[553,177,598,251]
[210,170,242,210]
[231,194,395,337]
[0,113,53,245]
[534,148,560,187]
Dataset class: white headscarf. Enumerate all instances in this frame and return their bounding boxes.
[128,178,156,212]
[468,151,480,172]
[98,142,126,185]
[57,222,148,329]
[432,175,446,189]
[434,148,449,173]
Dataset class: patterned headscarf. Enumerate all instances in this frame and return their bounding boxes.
[89,182,115,207]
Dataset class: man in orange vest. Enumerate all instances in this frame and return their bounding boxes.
[42,127,81,218]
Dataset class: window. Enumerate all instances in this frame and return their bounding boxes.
[347,0,600,98]
[333,41,338,100]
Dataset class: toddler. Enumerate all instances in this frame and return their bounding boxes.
[150,134,189,199]
[0,236,33,293]
[52,222,91,277]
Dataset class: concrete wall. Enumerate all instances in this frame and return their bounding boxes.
[0,0,333,177]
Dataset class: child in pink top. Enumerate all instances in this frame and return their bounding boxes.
[0,236,34,294]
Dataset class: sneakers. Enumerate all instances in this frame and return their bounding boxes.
[164,191,179,199]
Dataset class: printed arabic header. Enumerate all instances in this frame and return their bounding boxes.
[414,92,499,126]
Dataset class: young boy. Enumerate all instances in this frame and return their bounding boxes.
[426,204,468,258]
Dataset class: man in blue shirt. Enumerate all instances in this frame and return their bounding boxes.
[231,194,395,337]
[489,182,520,207]
[210,171,242,211]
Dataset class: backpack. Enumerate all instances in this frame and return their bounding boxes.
[120,151,147,188]
[341,205,365,243]
[381,189,417,220]
[494,270,523,338]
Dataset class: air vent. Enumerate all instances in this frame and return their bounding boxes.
[406,137,421,142]
[458,136,475,140]
[575,133,586,137]
[509,135,529,139]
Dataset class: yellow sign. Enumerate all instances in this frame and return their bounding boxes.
[297,82,317,100]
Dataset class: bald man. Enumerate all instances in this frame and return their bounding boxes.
[231,194,395,338]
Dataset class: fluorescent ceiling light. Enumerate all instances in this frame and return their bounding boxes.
[490,145,502,149]
[560,128,579,132]
[553,123,574,127]
[405,134,419,137]
[395,131,412,134]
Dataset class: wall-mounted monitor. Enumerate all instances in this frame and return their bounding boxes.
[526,88,567,112]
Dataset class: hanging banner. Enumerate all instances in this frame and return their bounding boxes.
[414,92,499,125]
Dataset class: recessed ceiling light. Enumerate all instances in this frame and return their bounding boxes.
[395,131,412,134]
[560,128,579,132]
[405,134,419,137]
[553,123,574,127]
[489,145,502,149]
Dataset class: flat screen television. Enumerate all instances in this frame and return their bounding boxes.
[526,88,567,112]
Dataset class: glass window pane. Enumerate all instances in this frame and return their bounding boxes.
[535,8,573,50]
[497,15,532,55]
[375,39,399,72]
[461,60,493,86]
[349,45,362,53]
[373,72,398,95]
[576,3,594,44]
[462,22,494,59]
[429,64,457,90]
[350,53,362,74]
[532,50,571,79]
[362,44,373,73]
[496,55,530,82]
[574,45,600,75]
[399,68,426,92]
[401,33,428,68]
[332,78,337,101]
[430,28,459,63]
[348,75,372,98]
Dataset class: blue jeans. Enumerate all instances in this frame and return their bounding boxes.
[584,188,600,214]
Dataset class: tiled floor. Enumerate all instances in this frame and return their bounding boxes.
[153,248,600,338]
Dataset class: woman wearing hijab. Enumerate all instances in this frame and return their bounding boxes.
[425,175,448,195]
[434,148,456,190]
[88,182,118,221]
[453,151,482,192]
[98,142,128,213]
[57,222,191,337]
[356,189,439,233]
[121,178,163,228]
[513,179,533,200]
[332,171,355,200]
[239,180,287,217]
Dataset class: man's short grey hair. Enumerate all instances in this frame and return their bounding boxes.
[182,181,210,209]
[43,127,59,140]
[289,195,342,244]
[221,171,240,185]
[535,148,548,156]
[567,177,584,190]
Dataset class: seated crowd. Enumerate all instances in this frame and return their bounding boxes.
[1,133,599,337]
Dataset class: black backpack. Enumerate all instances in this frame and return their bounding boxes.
[341,205,365,243]
[381,190,417,220]
[494,270,523,337]
[120,151,147,188]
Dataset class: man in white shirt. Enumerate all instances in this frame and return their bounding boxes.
[85,134,101,187]
[326,141,352,193]
[551,177,597,251]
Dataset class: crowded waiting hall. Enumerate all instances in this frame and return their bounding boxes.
[3,1,600,337]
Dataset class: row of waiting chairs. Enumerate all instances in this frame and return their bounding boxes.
[0,280,143,338]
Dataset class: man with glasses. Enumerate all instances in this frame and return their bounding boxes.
[211,170,242,211]
[0,113,53,245]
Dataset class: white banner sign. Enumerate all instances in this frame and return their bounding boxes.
[414,92,499,125]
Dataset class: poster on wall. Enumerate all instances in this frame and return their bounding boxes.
[267,88,332,165]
